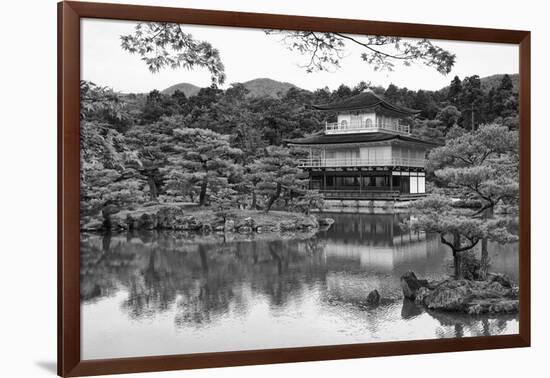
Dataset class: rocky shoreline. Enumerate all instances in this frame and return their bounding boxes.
[81,204,334,234]
[400,271,518,315]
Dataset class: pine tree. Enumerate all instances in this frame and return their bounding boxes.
[125,116,186,201]
[384,83,400,103]
[162,128,242,206]
[413,124,519,279]
[80,121,147,224]
[248,146,309,213]
[436,105,462,130]
[447,76,462,105]
[459,75,484,130]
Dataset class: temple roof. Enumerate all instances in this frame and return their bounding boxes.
[311,91,421,117]
[285,132,438,147]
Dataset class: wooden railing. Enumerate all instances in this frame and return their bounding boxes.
[299,157,426,168]
[325,120,410,135]
[322,190,399,198]
[320,190,427,200]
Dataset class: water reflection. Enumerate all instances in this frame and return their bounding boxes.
[81,213,519,359]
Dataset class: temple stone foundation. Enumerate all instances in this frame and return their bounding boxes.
[323,199,415,212]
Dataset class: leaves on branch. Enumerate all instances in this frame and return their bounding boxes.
[265,30,455,74]
[121,23,226,85]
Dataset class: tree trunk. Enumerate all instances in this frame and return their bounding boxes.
[251,190,257,210]
[199,175,208,206]
[471,104,475,131]
[453,252,464,279]
[453,231,463,279]
[479,206,494,280]
[264,182,281,213]
[479,238,489,280]
[147,176,158,202]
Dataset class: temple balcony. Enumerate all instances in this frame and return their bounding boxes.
[298,157,426,168]
[325,120,411,135]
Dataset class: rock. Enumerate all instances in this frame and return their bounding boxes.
[224,219,235,232]
[236,217,255,231]
[279,220,297,231]
[318,217,335,227]
[421,280,470,311]
[137,212,157,230]
[487,273,513,288]
[296,216,318,229]
[401,298,423,319]
[178,215,202,231]
[366,289,381,306]
[414,286,432,305]
[81,218,104,231]
[157,206,185,229]
[417,278,518,314]
[201,223,213,233]
[400,271,428,300]
[238,226,252,233]
[107,213,128,231]
[466,299,519,315]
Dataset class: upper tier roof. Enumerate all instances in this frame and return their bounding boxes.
[285,131,438,147]
[312,91,421,117]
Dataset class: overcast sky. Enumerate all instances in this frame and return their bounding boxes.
[81,18,519,94]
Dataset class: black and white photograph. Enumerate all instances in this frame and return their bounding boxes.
[79,17,521,360]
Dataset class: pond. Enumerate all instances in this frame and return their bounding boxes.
[80,212,519,360]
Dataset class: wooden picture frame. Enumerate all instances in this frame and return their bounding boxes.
[58,1,531,376]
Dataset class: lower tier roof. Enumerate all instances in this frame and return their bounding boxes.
[285,132,439,147]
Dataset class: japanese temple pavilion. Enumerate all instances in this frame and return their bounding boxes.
[286,90,438,201]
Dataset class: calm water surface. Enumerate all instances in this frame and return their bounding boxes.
[81,213,519,360]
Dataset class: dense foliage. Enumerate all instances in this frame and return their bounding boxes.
[80,73,518,232]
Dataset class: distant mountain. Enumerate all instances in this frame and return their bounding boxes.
[479,73,519,92]
[240,78,297,98]
[161,78,298,99]
[161,82,201,97]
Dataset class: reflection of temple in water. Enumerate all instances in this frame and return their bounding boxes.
[320,213,443,273]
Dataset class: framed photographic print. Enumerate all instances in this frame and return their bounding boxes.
[58,1,531,376]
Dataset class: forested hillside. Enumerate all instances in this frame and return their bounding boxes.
[161,82,201,97]
[162,78,296,99]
